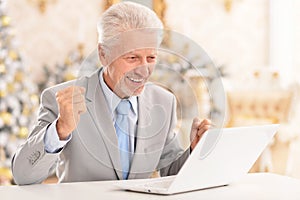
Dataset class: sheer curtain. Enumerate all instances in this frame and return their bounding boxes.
[269,0,297,86]
[269,0,300,178]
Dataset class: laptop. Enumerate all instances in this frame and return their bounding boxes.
[115,124,279,195]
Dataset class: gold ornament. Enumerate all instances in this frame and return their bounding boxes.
[27,0,58,14]
[6,83,15,93]
[14,71,24,82]
[254,71,260,79]
[22,106,31,116]
[64,72,76,81]
[0,167,12,185]
[64,57,72,66]
[18,127,29,138]
[224,0,233,12]
[77,43,85,59]
[0,63,6,74]
[0,146,5,162]
[0,90,7,98]
[272,72,279,79]
[0,112,12,125]
[30,94,39,104]
[104,0,120,10]
[38,0,47,13]
[1,15,11,27]
[8,51,18,61]
[153,0,167,26]
[167,55,179,63]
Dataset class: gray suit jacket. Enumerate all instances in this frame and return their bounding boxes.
[12,68,189,185]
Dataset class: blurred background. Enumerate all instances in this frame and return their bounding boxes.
[0,0,300,185]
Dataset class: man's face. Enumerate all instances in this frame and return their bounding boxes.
[103,48,157,98]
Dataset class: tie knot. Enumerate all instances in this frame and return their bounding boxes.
[116,100,131,115]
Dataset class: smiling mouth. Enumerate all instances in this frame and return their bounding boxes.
[127,76,145,83]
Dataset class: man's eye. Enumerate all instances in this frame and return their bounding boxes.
[127,56,136,59]
[148,56,157,61]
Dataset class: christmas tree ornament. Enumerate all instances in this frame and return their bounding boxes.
[0,111,12,125]
[22,105,30,116]
[30,94,39,104]
[63,72,76,81]
[6,82,14,93]
[8,50,18,60]
[18,127,28,139]
[1,15,10,27]
[0,167,12,186]
[0,62,5,73]
[0,90,5,98]
[14,71,23,82]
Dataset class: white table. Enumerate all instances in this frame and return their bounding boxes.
[1,173,300,200]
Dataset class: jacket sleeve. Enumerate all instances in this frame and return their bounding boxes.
[158,96,190,176]
[11,88,63,185]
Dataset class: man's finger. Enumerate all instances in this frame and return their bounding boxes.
[56,86,84,98]
[199,119,212,127]
[70,86,85,96]
[192,117,202,129]
[79,87,86,94]
[197,124,211,137]
[72,93,85,104]
[75,101,87,114]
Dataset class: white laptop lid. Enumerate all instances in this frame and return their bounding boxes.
[168,124,279,194]
[116,124,279,194]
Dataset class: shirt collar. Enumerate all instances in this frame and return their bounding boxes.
[99,68,138,115]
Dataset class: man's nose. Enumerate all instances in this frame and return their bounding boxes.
[134,65,149,77]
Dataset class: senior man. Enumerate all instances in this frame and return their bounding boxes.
[12,2,211,185]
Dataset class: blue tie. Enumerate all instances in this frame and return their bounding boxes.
[115,100,131,180]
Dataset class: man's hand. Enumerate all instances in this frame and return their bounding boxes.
[55,86,87,140]
[190,118,212,151]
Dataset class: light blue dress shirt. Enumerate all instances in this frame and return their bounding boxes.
[44,69,138,153]
[99,68,138,154]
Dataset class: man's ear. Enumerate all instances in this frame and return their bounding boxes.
[98,43,108,66]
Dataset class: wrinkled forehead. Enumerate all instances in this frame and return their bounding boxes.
[105,28,163,59]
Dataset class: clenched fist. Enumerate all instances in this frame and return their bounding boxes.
[55,86,87,140]
[190,118,212,151]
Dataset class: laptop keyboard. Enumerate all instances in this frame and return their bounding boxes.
[139,177,175,189]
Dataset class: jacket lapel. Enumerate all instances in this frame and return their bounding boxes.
[85,68,123,180]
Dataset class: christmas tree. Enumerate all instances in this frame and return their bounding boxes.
[0,0,38,185]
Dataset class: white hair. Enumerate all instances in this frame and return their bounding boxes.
[97,1,163,46]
